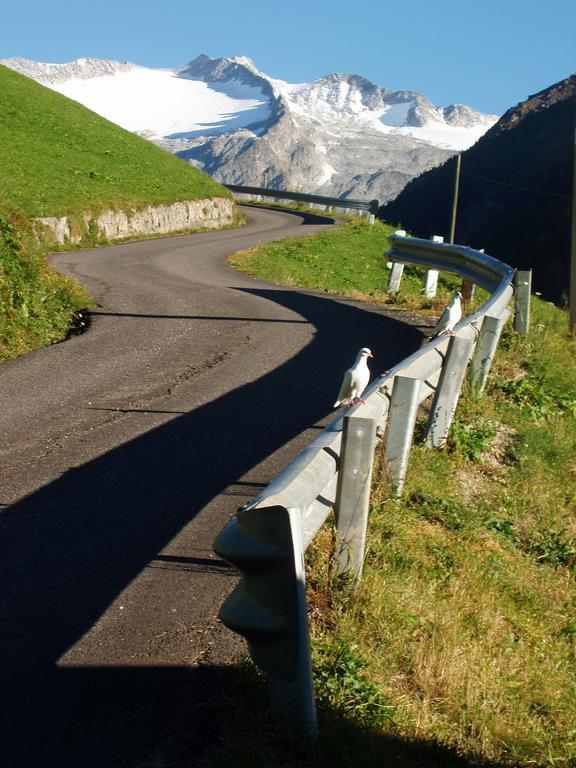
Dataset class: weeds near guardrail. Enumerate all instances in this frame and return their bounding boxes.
[214,226,576,765]
[448,414,497,462]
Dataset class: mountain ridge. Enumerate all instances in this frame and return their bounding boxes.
[1,54,498,203]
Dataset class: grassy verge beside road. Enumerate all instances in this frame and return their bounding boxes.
[218,218,576,766]
[230,218,469,312]
[0,207,90,361]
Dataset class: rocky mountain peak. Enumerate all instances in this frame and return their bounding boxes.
[494,74,576,134]
[404,96,443,127]
[287,73,386,119]
[177,54,267,89]
[316,72,380,90]
[2,56,136,84]
[229,55,260,73]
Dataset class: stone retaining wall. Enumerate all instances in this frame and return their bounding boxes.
[35,197,234,245]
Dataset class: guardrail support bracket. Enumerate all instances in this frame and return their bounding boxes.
[388,262,405,294]
[385,376,421,496]
[214,505,317,737]
[424,269,439,298]
[334,412,377,583]
[425,335,474,448]
[470,312,508,395]
[514,269,531,334]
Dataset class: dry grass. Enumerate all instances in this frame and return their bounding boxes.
[300,301,576,767]
[215,220,576,767]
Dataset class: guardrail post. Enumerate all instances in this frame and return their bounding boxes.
[424,269,439,298]
[334,412,377,583]
[425,335,474,448]
[514,269,531,334]
[387,230,406,294]
[385,376,421,496]
[213,505,317,737]
[424,236,443,298]
[388,263,404,294]
[470,313,507,395]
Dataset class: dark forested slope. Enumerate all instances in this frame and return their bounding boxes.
[379,76,575,302]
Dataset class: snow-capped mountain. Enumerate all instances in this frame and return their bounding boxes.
[1,54,498,204]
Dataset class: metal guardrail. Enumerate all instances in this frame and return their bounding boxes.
[213,235,519,737]
[387,234,515,292]
[225,184,379,220]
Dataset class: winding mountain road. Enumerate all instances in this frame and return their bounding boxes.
[0,206,424,767]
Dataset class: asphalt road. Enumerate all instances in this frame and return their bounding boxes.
[0,206,424,767]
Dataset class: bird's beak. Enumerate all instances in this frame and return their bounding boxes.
[369,352,373,357]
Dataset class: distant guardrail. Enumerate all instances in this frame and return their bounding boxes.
[213,234,525,738]
[225,184,379,222]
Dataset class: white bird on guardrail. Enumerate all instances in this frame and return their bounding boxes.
[430,291,462,338]
[334,347,373,408]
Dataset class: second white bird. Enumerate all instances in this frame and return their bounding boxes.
[334,347,373,408]
[430,291,462,338]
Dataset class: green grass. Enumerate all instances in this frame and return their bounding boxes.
[214,220,576,767]
[0,64,229,218]
[0,64,232,360]
[230,218,470,313]
[326,311,576,766]
[0,206,90,360]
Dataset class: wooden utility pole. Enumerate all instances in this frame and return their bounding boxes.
[570,91,576,334]
[449,153,461,244]
[450,152,474,305]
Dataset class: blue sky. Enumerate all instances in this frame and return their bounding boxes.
[3,0,574,115]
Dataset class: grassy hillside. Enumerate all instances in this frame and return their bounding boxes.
[216,219,576,768]
[0,64,229,218]
[0,64,232,360]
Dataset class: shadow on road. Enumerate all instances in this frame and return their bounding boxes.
[239,202,338,226]
[0,287,422,766]
[11,665,236,768]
